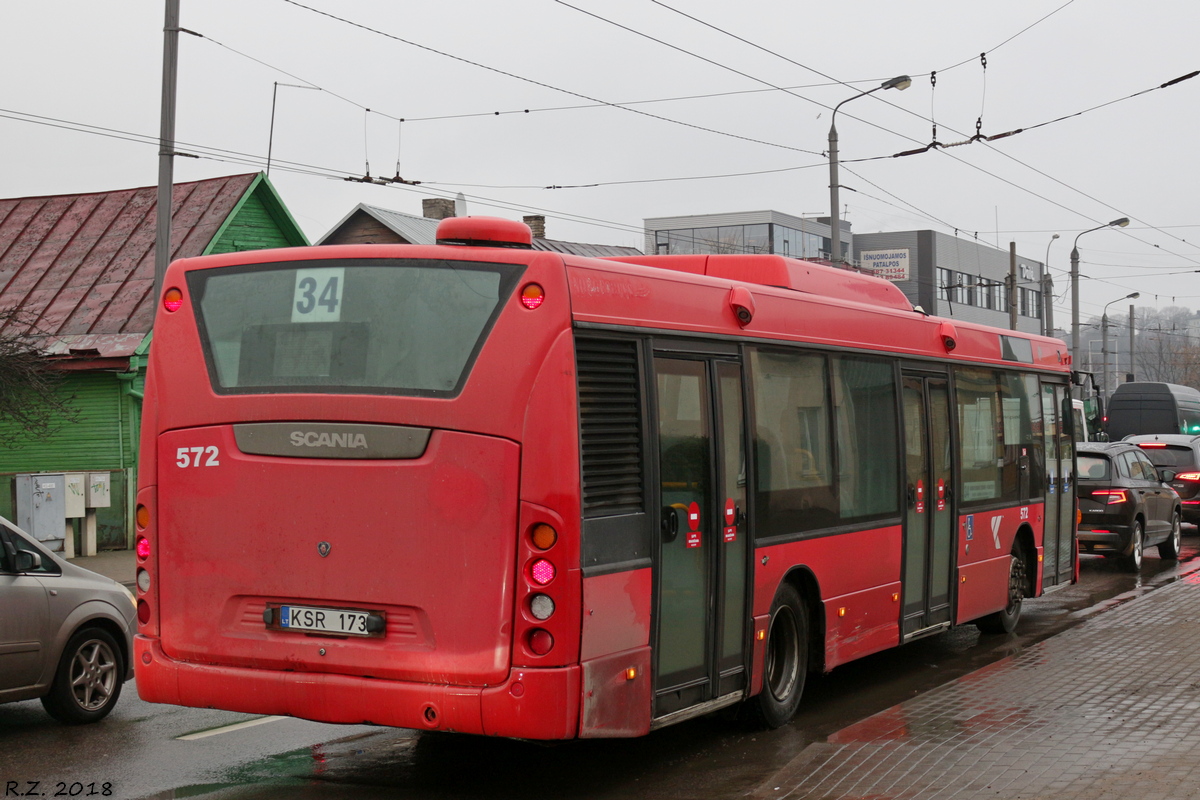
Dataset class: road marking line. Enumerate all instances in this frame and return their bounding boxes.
[176,716,288,740]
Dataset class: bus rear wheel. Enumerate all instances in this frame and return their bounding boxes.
[975,545,1027,635]
[752,582,808,729]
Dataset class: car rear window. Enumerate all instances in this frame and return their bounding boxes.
[1078,454,1110,480]
[1136,444,1196,469]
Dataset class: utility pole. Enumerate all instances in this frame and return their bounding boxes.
[1008,242,1018,330]
[154,0,181,306]
[1128,304,1137,382]
[1042,273,1054,337]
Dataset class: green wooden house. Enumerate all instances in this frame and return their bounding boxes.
[0,173,308,550]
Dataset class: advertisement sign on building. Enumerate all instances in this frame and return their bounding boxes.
[861,249,910,281]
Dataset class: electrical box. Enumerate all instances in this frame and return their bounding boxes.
[15,473,66,544]
[64,473,86,518]
[86,472,112,508]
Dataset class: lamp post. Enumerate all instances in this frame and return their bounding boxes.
[1070,217,1130,366]
[1042,233,1058,336]
[828,75,911,265]
[1101,291,1139,406]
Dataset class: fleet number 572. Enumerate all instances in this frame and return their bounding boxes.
[176,446,220,468]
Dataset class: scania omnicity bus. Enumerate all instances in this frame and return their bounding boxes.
[134,216,1077,738]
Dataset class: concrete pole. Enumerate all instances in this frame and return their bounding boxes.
[828,122,841,264]
[1128,304,1136,382]
[1070,246,1080,366]
[1101,313,1110,406]
[1009,242,1018,330]
[1042,274,1054,337]
[154,0,181,307]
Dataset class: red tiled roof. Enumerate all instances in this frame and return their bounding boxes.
[0,174,258,356]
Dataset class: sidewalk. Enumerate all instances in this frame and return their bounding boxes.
[750,563,1200,800]
[68,548,136,588]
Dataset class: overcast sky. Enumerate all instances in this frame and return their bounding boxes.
[3,0,1198,326]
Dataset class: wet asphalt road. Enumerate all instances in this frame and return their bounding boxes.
[4,535,1199,800]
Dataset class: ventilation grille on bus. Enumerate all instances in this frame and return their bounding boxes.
[576,337,644,518]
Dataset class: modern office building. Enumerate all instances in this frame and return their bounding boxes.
[853,230,1047,335]
[642,210,842,262]
[643,210,1048,336]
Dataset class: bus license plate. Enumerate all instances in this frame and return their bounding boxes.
[277,605,379,637]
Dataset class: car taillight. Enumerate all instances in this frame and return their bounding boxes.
[1177,472,1200,481]
[1138,443,1167,448]
[1092,490,1128,504]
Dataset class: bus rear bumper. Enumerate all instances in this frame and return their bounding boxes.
[135,635,582,739]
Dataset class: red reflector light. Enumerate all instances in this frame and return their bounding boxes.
[163,288,183,313]
[528,628,554,656]
[136,536,150,560]
[1092,490,1128,504]
[137,599,151,624]
[520,284,545,309]
[1177,472,1200,481]
[530,558,556,586]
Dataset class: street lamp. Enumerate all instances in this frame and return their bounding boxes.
[1101,291,1139,406]
[1070,217,1130,366]
[828,75,911,265]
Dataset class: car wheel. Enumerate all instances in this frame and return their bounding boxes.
[976,544,1027,634]
[1119,520,1144,573]
[751,582,808,729]
[1159,511,1182,560]
[40,627,124,724]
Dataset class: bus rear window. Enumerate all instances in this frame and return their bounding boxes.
[187,258,523,396]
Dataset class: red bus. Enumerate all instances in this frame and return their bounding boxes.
[134,216,1076,738]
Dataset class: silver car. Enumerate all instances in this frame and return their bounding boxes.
[0,516,135,723]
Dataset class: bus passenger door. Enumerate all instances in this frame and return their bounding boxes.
[652,356,749,720]
[901,373,955,638]
[1042,383,1075,588]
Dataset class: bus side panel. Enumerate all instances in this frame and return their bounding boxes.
[753,525,903,672]
[576,569,652,737]
[579,646,652,738]
[955,505,1038,623]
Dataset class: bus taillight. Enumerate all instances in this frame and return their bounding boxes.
[163,287,183,312]
[520,283,545,310]
[529,594,555,620]
[530,558,556,586]
[531,523,557,550]
[136,536,150,560]
[528,629,554,655]
[137,599,151,624]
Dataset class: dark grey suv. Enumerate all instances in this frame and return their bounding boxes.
[0,517,136,723]
[1077,442,1183,572]
[1123,434,1200,525]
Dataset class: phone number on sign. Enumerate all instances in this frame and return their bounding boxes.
[4,782,113,797]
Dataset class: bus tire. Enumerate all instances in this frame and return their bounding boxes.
[975,545,1027,635]
[752,582,808,729]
